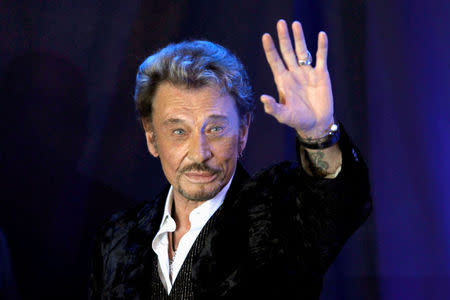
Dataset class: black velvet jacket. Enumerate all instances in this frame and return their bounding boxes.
[89,128,372,299]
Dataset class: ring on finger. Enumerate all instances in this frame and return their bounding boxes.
[298,50,312,66]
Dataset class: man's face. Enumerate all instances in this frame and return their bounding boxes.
[144,82,249,202]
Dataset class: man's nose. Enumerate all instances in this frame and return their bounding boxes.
[188,132,212,163]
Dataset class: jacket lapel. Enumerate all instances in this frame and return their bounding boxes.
[192,162,250,297]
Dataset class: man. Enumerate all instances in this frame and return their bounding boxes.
[90,19,371,299]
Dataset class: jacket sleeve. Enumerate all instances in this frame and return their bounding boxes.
[293,123,372,274]
[247,123,372,277]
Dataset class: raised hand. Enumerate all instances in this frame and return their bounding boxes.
[261,19,334,139]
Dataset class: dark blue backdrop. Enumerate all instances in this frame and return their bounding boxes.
[0,0,448,299]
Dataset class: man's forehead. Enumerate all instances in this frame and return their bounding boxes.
[152,82,238,119]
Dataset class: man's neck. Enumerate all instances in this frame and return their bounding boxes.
[170,192,211,253]
[172,194,204,231]
[169,172,236,247]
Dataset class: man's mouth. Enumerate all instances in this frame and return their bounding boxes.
[183,171,218,183]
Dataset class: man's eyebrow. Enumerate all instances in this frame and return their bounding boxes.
[162,115,229,126]
[163,118,186,125]
[207,114,229,121]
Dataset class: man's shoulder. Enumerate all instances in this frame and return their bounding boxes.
[95,190,166,253]
[100,201,151,231]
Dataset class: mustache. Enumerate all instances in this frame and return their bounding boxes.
[178,163,220,175]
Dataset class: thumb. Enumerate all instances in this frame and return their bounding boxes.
[260,94,281,118]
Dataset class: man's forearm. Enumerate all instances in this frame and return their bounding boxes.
[300,143,342,178]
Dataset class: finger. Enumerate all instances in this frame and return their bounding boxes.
[262,33,286,75]
[315,31,328,70]
[276,19,298,70]
[292,21,309,63]
[260,94,282,120]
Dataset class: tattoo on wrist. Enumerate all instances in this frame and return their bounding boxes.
[304,149,330,177]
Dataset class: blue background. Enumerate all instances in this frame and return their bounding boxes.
[0,0,449,299]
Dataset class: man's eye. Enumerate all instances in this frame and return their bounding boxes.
[210,126,223,133]
[173,129,185,135]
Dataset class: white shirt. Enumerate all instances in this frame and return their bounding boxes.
[151,175,234,294]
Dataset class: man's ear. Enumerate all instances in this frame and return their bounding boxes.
[142,120,159,158]
[238,113,251,155]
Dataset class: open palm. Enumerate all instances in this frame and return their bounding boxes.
[261,20,334,139]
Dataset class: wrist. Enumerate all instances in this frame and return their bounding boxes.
[296,117,335,138]
[297,121,340,149]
